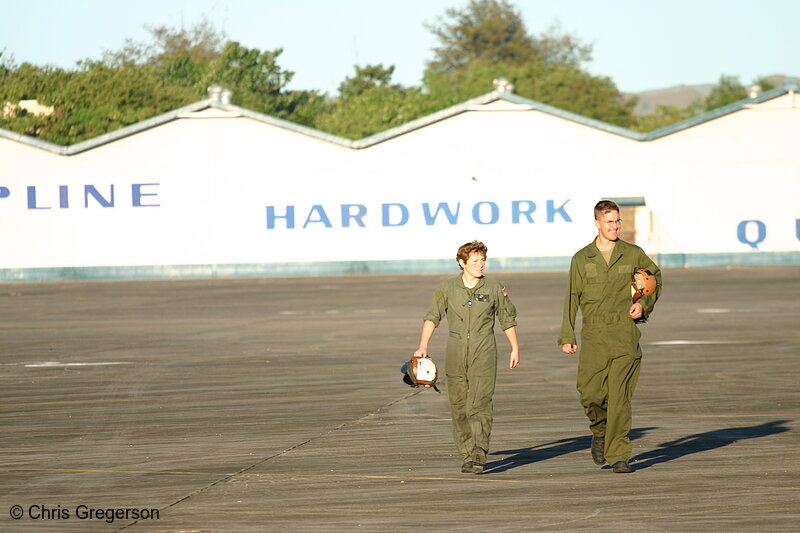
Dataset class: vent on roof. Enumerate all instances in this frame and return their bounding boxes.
[493,77,515,94]
[207,85,233,104]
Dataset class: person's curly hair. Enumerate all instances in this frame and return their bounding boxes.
[456,240,487,269]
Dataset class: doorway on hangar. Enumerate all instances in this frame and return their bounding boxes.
[602,196,650,245]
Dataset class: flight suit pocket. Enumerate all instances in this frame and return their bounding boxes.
[583,282,604,302]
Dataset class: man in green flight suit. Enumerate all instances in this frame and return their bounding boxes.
[415,240,520,474]
[558,200,661,473]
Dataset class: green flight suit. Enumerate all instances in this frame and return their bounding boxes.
[424,275,517,460]
[557,239,661,465]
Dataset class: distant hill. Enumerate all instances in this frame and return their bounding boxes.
[628,84,714,115]
[627,74,791,115]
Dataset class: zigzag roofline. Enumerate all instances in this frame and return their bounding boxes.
[1,79,797,156]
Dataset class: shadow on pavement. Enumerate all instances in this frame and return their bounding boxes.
[629,420,791,470]
[485,427,656,474]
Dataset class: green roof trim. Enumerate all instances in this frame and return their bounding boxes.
[643,81,798,140]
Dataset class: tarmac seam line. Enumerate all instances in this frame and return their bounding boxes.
[112,388,424,532]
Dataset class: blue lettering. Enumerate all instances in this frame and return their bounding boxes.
[473,201,499,225]
[84,185,114,208]
[737,220,766,249]
[512,200,536,223]
[262,199,573,229]
[27,186,50,210]
[0,186,10,199]
[303,205,332,228]
[422,202,460,225]
[341,204,367,227]
[382,203,408,227]
[267,206,295,229]
[796,219,800,241]
[59,185,69,208]
[546,199,572,223]
[132,183,160,207]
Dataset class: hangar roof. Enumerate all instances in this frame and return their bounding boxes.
[1,79,797,156]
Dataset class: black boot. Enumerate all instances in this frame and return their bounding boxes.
[612,461,633,473]
[591,435,606,465]
[471,446,487,474]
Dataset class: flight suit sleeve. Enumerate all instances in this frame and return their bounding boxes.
[637,251,662,320]
[496,284,517,331]
[422,284,447,327]
[557,255,582,346]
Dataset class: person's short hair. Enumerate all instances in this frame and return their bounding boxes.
[594,200,620,220]
[456,240,487,269]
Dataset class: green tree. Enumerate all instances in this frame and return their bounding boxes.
[632,103,700,133]
[201,42,326,126]
[1,21,226,144]
[0,49,15,74]
[424,60,636,127]
[0,63,68,138]
[316,85,443,140]
[633,74,779,132]
[316,64,438,139]
[202,42,290,102]
[426,0,591,73]
[754,76,775,92]
[337,64,398,99]
[420,0,633,127]
[155,54,206,88]
[147,18,225,64]
[102,17,225,67]
[532,22,593,67]
[426,0,536,72]
[704,74,746,111]
[0,55,203,144]
[37,60,197,143]
[0,60,85,107]
[0,22,328,143]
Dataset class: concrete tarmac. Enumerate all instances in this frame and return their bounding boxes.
[1,266,798,532]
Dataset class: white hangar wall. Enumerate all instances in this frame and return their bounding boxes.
[643,92,798,261]
[0,88,798,281]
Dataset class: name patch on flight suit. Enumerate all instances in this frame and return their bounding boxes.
[474,293,489,302]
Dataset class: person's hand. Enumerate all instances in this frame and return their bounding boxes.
[629,302,644,320]
[509,349,520,369]
[414,348,428,357]
[561,344,577,355]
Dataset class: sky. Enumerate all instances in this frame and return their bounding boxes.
[2,0,798,96]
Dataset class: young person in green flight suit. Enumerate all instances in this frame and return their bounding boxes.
[415,240,520,474]
[558,200,662,473]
